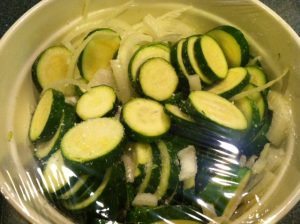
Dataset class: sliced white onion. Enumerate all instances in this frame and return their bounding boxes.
[65,96,78,106]
[132,193,158,207]
[117,32,153,74]
[246,55,263,66]
[245,155,258,169]
[239,155,247,167]
[177,145,197,181]
[87,68,117,90]
[266,91,292,146]
[121,151,136,183]
[251,143,270,174]
[158,6,194,20]
[264,147,285,173]
[231,69,289,101]
[110,59,134,103]
[138,15,194,41]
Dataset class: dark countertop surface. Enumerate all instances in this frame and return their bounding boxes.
[0,0,299,223]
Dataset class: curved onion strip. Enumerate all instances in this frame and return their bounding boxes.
[231,69,289,101]
[266,91,292,146]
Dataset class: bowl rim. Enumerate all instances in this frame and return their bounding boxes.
[0,0,299,223]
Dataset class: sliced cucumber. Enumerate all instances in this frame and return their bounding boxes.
[121,98,170,142]
[194,35,228,81]
[246,66,268,87]
[35,104,76,161]
[200,166,251,217]
[41,150,76,196]
[187,91,248,130]
[133,142,153,165]
[32,46,72,92]
[170,39,190,89]
[243,84,266,121]
[163,92,186,105]
[129,42,170,83]
[63,167,112,210]
[207,25,250,67]
[58,175,89,200]
[136,144,154,193]
[143,144,161,194]
[182,36,213,84]
[242,110,272,156]
[235,97,261,141]
[165,104,195,123]
[29,89,65,142]
[131,142,153,190]
[78,29,120,81]
[127,205,206,223]
[171,39,190,78]
[64,175,101,205]
[76,85,117,120]
[154,141,171,199]
[136,140,179,202]
[208,67,250,98]
[137,57,178,101]
[63,164,127,220]
[61,118,124,175]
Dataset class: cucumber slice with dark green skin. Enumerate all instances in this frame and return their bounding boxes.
[170,39,190,91]
[182,36,213,85]
[126,205,206,223]
[61,175,102,205]
[35,104,77,161]
[165,104,195,123]
[130,142,153,193]
[41,150,77,197]
[207,25,250,67]
[133,142,153,166]
[76,85,118,120]
[153,141,172,200]
[78,28,121,81]
[32,46,72,92]
[62,167,112,211]
[61,118,125,175]
[135,144,154,194]
[163,138,187,202]
[235,97,261,144]
[241,110,272,156]
[247,66,269,96]
[137,57,179,101]
[170,39,189,78]
[29,88,65,142]
[63,164,127,221]
[142,144,161,194]
[165,103,242,146]
[199,166,251,217]
[163,92,186,105]
[58,175,89,200]
[194,35,228,82]
[246,66,268,87]
[186,91,248,131]
[243,84,267,121]
[129,42,170,84]
[208,67,250,98]
[121,98,171,142]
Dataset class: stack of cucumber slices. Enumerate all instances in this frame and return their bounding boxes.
[29,23,274,223]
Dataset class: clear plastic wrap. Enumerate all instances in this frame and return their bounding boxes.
[0,1,300,224]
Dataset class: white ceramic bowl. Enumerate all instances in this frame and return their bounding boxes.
[0,0,299,223]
